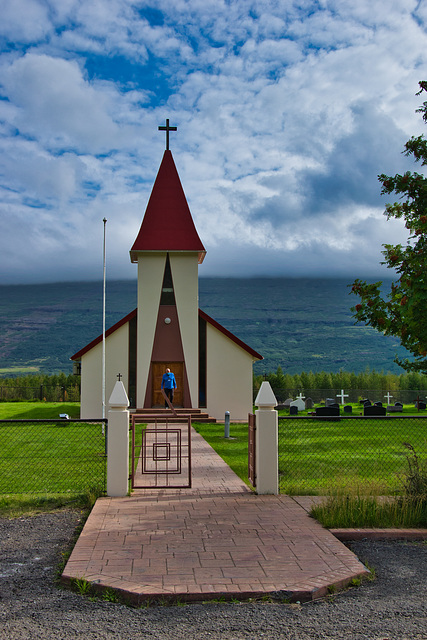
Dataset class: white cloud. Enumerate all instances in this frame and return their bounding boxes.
[0,0,52,43]
[0,0,426,284]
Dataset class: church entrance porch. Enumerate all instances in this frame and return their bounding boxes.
[151,362,184,407]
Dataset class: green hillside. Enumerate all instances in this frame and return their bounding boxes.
[0,277,408,376]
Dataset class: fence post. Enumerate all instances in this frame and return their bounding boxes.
[107,380,129,497]
[255,381,278,495]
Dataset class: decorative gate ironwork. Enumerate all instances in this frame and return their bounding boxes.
[131,415,192,489]
[248,412,256,487]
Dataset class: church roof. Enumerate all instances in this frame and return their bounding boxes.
[70,308,263,362]
[130,150,206,264]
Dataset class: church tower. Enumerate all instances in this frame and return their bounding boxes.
[129,133,206,409]
[71,120,262,420]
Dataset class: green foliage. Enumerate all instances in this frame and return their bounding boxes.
[0,373,81,402]
[72,577,92,596]
[351,81,427,373]
[254,367,427,393]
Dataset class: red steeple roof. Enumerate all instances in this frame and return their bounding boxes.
[130,150,206,263]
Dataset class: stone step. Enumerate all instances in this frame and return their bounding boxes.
[132,408,216,423]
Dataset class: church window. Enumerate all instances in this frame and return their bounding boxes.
[160,254,176,306]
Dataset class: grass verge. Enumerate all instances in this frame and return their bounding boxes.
[192,422,252,486]
[311,494,427,528]
[0,489,100,519]
[0,402,80,419]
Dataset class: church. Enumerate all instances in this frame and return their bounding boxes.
[71,123,262,421]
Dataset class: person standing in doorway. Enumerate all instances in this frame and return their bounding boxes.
[161,367,177,407]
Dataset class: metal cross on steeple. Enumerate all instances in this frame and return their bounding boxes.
[158,118,177,150]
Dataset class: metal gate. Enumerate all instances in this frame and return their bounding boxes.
[130,415,192,489]
[248,412,256,487]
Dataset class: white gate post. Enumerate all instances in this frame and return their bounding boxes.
[107,380,129,497]
[255,381,279,495]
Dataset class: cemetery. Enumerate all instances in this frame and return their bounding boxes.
[274,390,427,417]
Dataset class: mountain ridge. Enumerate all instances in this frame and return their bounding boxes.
[0,277,407,375]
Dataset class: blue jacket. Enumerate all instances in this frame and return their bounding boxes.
[161,372,177,390]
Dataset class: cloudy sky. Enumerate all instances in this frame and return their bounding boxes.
[0,0,426,284]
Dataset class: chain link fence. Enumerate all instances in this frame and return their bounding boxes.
[0,419,107,495]
[278,415,427,495]
[254,388,427,406]
[0,385,80,402]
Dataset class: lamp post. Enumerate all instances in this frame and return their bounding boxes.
[102,218,107,422]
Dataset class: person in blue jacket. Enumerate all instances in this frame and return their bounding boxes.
[161,367,177,407]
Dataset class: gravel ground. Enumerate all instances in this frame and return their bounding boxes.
[0,510,426,640]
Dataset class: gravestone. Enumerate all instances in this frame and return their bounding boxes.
[289,405,298,415]
[415,400,426,410]
[362,399,372,406]
[343,405,352,414]
[364,405,386,416]
[305,397,314,409]
[291,398,305,412]
[387,404,403,413]
[315,406,340,417]
[374,401,383,407]
[283,398,294,407]
[325,398,336,407]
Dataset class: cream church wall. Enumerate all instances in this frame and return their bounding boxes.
[205,322,254,421]
[80,323,129,419]
[170,253,199,408]
[136,253,165,408]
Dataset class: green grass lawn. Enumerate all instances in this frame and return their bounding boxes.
[193,422,251,487]
[0,402,80,419]
[278,416,427,495]
[194,415,427,497]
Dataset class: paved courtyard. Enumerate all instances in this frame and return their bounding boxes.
[62,428,369,603]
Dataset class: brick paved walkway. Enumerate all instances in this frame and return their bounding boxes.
[62,428,369,603]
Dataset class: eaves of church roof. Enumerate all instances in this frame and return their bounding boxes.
[70,308,263,362]
[130,150,206,264]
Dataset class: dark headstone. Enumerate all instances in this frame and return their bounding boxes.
[374,401,383,407]
[394,402,403,407]
[328,403,340,410]
[363,399,372,407]
[315,406,340,417]
[305,397,314,409]
[343,405,352,414]
[289,405,298,415]
[415,401,426,410]
[387,405,403,413]
[364,405,386,416]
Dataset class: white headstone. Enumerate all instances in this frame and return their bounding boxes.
[336,389,349,405]
[290,398,305,412]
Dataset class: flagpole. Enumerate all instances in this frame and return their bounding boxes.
[102,218,107,421]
